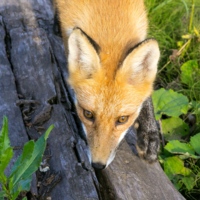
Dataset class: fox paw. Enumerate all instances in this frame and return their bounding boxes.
[136,131,160,164]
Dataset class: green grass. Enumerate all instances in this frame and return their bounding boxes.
[145,0,200,91]
[145,1,200,199]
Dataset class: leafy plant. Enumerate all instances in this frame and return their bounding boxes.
[180,60,200,101]
[0,116,54,200]
[153,88,200,197]
[160,133,200,191]
[152,88,189,120]
[147,0,200,198]
[152,88,189,145]
[161,117,189,141]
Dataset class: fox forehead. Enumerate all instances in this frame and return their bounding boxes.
[75,78,150,116]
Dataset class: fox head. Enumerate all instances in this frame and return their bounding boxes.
[67,28,160,169]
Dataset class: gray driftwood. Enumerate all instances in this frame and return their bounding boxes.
[96,128,185,200]
[0,0,185,199]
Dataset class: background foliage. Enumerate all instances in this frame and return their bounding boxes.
[145,0,200,199]
[0,116,54,200]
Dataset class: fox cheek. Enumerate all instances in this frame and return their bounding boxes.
[106,151,117,168]
[81,122,87,137]
[118,129,129,146]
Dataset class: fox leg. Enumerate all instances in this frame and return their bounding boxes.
[135,97,160,163]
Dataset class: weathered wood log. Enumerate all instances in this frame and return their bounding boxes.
[0,15,38,197]
[0,1,99,199]
[96,128,185,200]
[0,0,185,199]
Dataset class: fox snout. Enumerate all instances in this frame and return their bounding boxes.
[82,122,129,169]
[89,140,118,170]
[92,163,106,170]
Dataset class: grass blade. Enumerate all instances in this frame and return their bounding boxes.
[0,116,10,159]
[180,0,189,16]
[9,141,34,179]
[0,147,13,176]
[152,0,172,12]
[45,125,54,140]
[12,125,54,188]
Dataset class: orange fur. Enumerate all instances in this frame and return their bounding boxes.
[55,0,160,167]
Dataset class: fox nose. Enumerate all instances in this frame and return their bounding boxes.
[92,162,106,170]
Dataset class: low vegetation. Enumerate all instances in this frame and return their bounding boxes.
[145,0,200,199]
[0,116,54,200]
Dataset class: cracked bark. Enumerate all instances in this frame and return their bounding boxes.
[0,0,185,200]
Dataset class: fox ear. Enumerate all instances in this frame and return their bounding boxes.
[68,28,100,79]
[117,39,160,85]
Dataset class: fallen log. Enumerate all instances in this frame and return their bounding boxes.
[97,128,185,200]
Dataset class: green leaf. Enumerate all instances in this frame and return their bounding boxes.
[158,148,173,164]
[174,180,183,191]
[0,191,5,197]
[181,176,195,190]
[9,155,22,179]
[19,175,32,191]
[12,186,21,200]
[172,175,183,191]
[2,184,7,191]
[22,197,27,200]
[165,140,193,154]
[178,152,198,160]
[12,136,45,187]
[0,116,10,158]
[45,125,54,140]
[12,175,32,194]
[162,117,189,141]
[0,147,13,176]
[190,133,200,155]
[0,174,7,185]
[21,176,32,191]
[158,155,165,164]
[174,182,182,191]
[10,141,35,179]
[152,88,189,120]
[164,157,192,180]
[9,176,14,191]
[181,60,200,87]
[12,125,54,188]
[21,141,35,163]
[165,140,200,159]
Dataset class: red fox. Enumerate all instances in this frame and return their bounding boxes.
[54,0,160,169]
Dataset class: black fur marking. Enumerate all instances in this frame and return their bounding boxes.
[124,38,158,61]
[73,27,101,54]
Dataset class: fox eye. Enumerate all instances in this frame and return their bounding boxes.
[83,110,94,121]
[116,116,129,125]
